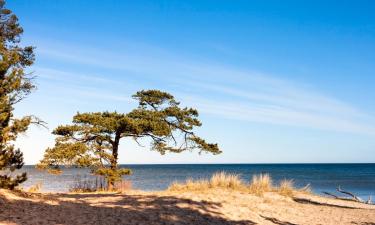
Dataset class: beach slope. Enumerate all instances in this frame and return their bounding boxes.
[1,189,374,225]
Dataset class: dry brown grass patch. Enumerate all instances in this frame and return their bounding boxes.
[209,172,244,189]
[27,183,42,193]
[168,178,209,192]
[168,172,308,199]
[277,179,295,197]
[248,173,273,196]
[168,172,245,192]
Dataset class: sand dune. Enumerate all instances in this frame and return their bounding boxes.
[0,189,374,225]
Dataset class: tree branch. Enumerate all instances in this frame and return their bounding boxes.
[323,186,373,205]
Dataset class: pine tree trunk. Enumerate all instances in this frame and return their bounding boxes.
[108,132,120,191]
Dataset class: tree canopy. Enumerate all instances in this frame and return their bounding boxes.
[38,90,221,188]
[0,0,38,189]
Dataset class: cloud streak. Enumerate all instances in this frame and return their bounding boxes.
[32,39,375,136]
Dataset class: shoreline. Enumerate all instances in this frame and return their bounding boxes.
[18,164,375,196]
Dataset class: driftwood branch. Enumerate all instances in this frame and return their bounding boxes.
[323,186,373,205]
[322,191,340,199]
[337,186,363,202]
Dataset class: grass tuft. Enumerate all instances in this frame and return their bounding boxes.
[168,172,307,199]
[248,174,273,196]
[168,172,244,192]
[27,183,42,193]
[209,172,244,189]
[277,179,295,197]
[169,178,210,191]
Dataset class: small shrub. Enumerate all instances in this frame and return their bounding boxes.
[69,175,132,193]
[249,173,273,196]
[69,176,103,193]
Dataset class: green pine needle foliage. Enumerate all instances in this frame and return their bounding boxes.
[37,90,221,187]
[0,0,39,189]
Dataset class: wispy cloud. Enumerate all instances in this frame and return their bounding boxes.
[180,95,375,135]
[32,39,375,136]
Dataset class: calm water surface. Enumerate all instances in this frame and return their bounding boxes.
[19,164,375,198]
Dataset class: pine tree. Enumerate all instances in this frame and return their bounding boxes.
[0,0,37,189]
[38,90,221,189]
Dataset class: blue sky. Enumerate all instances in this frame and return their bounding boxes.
[8,0,375,164]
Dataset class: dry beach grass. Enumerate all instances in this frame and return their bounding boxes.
[168,172,302,197]
[0,173,374,225]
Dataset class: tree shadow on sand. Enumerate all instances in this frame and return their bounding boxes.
[0,192,256,225]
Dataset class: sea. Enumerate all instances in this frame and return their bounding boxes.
[19,164,375,199]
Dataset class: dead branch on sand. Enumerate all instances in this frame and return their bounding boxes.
[323,186,373,205]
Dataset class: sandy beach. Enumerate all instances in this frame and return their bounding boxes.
[1,188,374,225]
[1,1,375,225]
